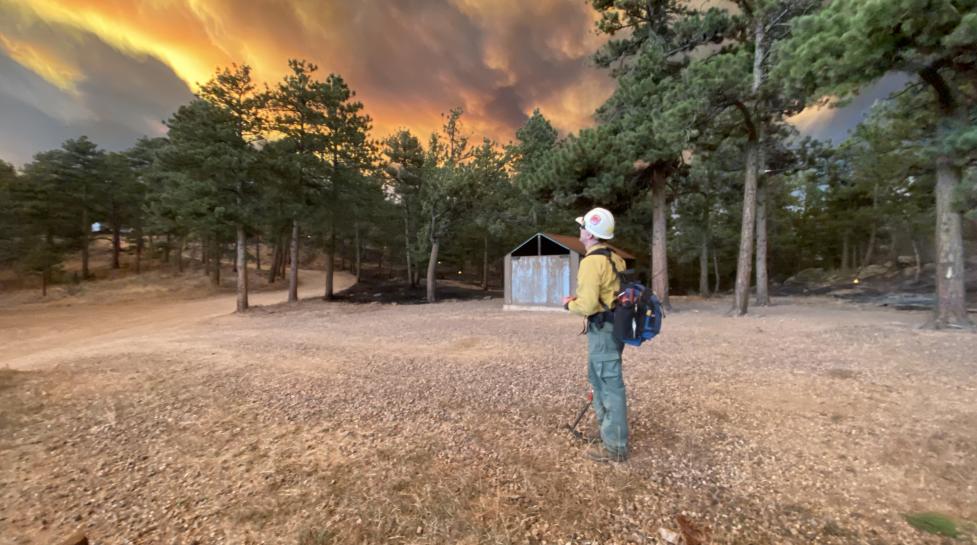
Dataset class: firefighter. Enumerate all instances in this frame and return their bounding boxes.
[562,207,629,463]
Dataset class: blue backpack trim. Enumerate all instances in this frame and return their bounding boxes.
[620,288,663,346]
[589,249,664,347]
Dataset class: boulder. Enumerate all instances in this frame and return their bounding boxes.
[896,255,915,266]
[856,264,889,279]
[786,267,829,284]
[826,270,851,284]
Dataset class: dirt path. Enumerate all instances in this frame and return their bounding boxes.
[1,295,975,545]
[0,269,354,370]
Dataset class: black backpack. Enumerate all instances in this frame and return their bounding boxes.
[590,249,664,346]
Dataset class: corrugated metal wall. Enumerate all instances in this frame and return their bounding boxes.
[511,255,570,306]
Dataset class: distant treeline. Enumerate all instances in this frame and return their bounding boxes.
[1,0,975,328]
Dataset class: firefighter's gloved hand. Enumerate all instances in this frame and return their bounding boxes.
[562,295,576,310]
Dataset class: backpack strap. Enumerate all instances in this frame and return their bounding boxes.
[588,247,636,283]
[588,248,619,276]
[587,248,619,313]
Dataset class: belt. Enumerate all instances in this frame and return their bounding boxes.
[587,309,614,325]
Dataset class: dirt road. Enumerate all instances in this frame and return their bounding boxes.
[0,269,352,370]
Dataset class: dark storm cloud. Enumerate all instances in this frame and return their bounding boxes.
[0,14,192,165]
[791,72,913,144]
[484,86,529,129]
[0,0,900,167]
[0,0,612,163]
[74,37,194,135]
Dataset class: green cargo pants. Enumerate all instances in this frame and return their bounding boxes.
[586,320,628,457]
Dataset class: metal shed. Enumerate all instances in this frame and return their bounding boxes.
[503,233,636,311]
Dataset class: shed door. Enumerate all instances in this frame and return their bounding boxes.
[511,255,571,305]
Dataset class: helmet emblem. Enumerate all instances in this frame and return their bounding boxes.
[589,214,601,225]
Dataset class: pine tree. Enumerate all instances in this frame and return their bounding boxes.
[60,136,106,280]
[511,109,560,232]
[127,137,169,274]
[159,99,253,298]
[197,64,266,312]
[0,160,20,270]
[465,138,515,290]
[17,151,78,294]
[382,130,427,287]
[317,73,373,299]
[776,0,977,329]
[420,108,478,303]
[100,152,142,270]
[558,0,740,309]
[270,60,373,302]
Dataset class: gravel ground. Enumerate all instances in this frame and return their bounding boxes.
[1,295,976,544]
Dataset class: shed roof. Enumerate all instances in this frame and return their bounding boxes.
[509,232,635,260]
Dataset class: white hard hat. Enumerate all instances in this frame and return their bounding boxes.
[575,207,615,240]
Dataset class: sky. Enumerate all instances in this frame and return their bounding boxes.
[0,0,904,168]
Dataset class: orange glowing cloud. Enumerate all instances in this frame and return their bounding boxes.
[5,0,225,88]
[0,32,83,92]
[1,0,614,148]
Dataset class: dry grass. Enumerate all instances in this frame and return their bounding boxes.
[0,237,288,308]
[1,293,976,544]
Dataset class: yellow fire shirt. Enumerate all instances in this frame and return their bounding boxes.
[568,244,626,317]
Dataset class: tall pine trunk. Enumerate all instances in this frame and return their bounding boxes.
[236,225,248,312]
[404,212,413,286]
[135,227,143,274]
[210,235,221,287]
[919,68,972,329]
[288,219,299,304]
[427,239,439,303]
[177,236,185,273]
[755,174,769,306]
[81,209,90,279]
[911,237,922,283]
[841,230,850,272]
[281,234,288,278]
[135,237,142,274]
[201,235,208,270]
[481,235,489,291]
[255,236,261,271]
[42,231,53,296]
[325,231,335,299]
[932,154,971,328]
[733,138,759,315]
[354,224,362,282]
[650,170,670,309]
[111,225,121,269]
[863,183,879,266]
[699,236,710,297]
[732,17,765,316]
[713,249,720,293]
[268,237,280,283]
